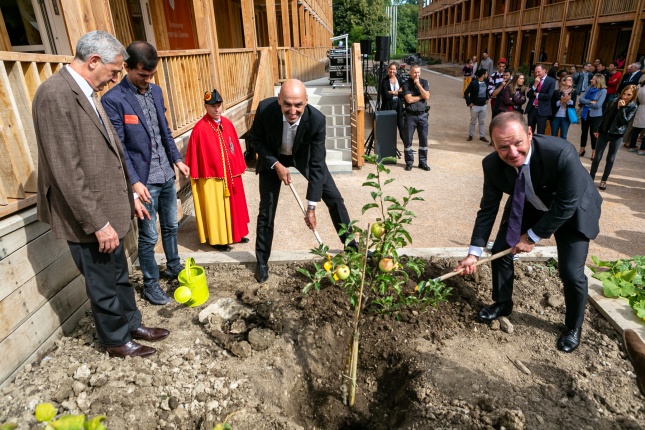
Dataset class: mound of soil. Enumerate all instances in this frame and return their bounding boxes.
[1,259,644,430]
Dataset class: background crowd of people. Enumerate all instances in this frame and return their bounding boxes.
[462,53,645,191]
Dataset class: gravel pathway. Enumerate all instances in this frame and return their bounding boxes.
[175,68,645,264]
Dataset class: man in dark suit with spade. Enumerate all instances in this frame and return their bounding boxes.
[456,112,603,353]
[247,79,354,284]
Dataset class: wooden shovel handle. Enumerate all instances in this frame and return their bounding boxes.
[436,248,513,282]
[288,182,324,246]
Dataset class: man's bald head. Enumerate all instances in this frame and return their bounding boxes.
[278,79,308,124]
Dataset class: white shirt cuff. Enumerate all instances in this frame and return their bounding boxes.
[527,229,541,244]
[270,161,279,169]
[307,201,318,207]
[99,222,110,232]
[468,246,484,258]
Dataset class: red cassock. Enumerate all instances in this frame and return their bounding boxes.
[185,114,249,244]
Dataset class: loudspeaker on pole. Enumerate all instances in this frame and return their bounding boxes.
[360,39,371,56]
[375,36,391,63]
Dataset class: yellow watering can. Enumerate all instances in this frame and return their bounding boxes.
[174,257,209,307]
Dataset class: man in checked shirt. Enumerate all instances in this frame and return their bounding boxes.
[102,41,190,305]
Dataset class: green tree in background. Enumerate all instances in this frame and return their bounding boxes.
[334,0,390,46]
[396,0,418,54]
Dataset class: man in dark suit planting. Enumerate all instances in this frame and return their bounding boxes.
[247,79,353,284]
[456,112,603,353]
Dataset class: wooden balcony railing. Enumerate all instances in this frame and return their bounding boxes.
[505,11,521,27]
[523,7,541,24]
[156,49,214,137]
[601,0,638,15]
[0,49,219,216]
[297,47,329,61]
[542,3,565,23]
[567,0,595,20]
[480,16,492,30]
[491,14,504,29]
[0,52,72,211]
[217,48,256,108]
[285,48,326,83]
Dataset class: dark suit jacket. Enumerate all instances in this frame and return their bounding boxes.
[33,67,135,242]
[464,78,489,106]
[470,134,602,247]
[618,70,643,94]
[247,97,327,202]
[101,78,181,185]
[526,76,556,117]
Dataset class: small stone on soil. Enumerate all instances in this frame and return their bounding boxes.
[230,341,252,358]
[248,328,275,351]
[499,317,514,334]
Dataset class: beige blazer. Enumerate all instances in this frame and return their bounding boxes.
[33,67,135,242]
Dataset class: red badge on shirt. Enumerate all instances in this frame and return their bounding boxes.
[124,115,139,124]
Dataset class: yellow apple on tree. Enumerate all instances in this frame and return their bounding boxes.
[336,264,350,280]
[371,222,385,238]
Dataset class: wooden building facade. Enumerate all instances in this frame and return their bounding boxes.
[0,0,331,386]
[418,0,645,72]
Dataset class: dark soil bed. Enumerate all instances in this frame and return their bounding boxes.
[1,259,644,430]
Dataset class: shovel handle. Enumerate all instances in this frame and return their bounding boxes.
[436,248,513,282]
[288,183,324,246]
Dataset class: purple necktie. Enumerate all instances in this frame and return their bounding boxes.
[506,165,526,247]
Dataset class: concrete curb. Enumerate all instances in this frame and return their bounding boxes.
[141,246,645,341]
[586,267,645,339]
[144,246,559,267]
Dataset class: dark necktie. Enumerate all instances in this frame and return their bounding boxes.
[506,165,525,247]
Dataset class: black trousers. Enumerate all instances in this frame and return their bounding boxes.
[490,208,590,329]
[255,156,351,266]
[527,106,549,134]
[68,240,141,347]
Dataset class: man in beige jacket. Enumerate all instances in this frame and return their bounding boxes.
[33,31,169,358]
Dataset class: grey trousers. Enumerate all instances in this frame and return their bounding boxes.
[469,105,487,138]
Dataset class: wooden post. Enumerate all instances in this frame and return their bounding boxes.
[59,0,113,51]
[291,0,300,48]
[191,0,222,91]
[299,5,306,47]
[557,0,571,63]
[587,0,603,64]
[266,0,280,82]
[0,9,12,51]
[625,0,645,65]
[534,0,547,66]
[241,0,258,50]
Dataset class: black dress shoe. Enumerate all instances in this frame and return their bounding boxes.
[418,164,431,171]
[105,341,156,358]
[213,244,232,252]
[557,327,582,353]
[237,237,250,244]
[255,264,269,283]
[131,326,170,342]
[404,164,413,171]
[478,301,513,323]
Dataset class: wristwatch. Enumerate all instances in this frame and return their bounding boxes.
[526,235,537,245]
[307,204,316,211]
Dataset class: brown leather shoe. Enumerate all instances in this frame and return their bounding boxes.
[130,326,170,342]
[624,329,645,396]
[105,341,156,358]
